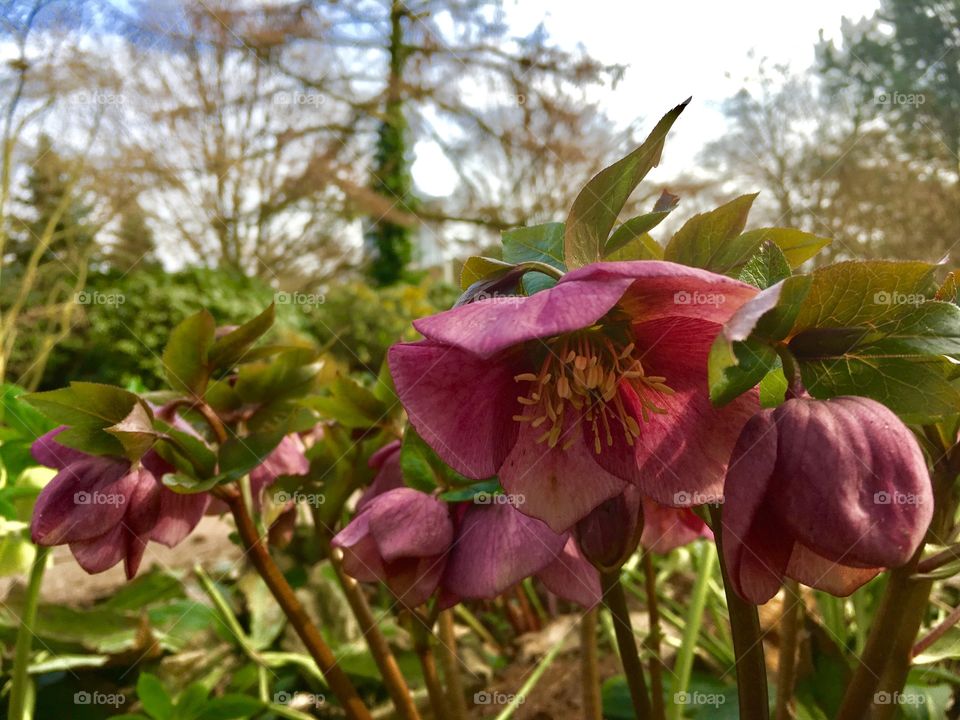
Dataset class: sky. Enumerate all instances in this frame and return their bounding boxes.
[412,0,882,195]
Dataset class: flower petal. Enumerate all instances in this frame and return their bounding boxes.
[358,441,403,511]
[786,543,880,597]
[442,502,568,599]
[384,555,447,607]
[31,457,136,545]
[565,260,758,326]
[389,341,522,478]
[69,524,126,574]
[640,498,712,554]
[536,537,601,608]
[150,487,210,547]
[413,275,635,359]
[31,427,89,469]
[367,488,453,561]
[596,316,758,506]
[332,511,384,583]
[773,397,933,569]
[499,412,627,533]
[250,434,309,495]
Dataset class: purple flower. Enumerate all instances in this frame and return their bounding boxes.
[721,397,933,604]
[30,427,209,579]
[357,440,403,512]
[332,488,454,607]
[388,261,760,532]
[440,500,600,608]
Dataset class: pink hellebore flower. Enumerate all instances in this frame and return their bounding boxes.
[388,261,759,532]
[332,488,454,607]
[441,500,600,608]
[30,427,209,579]
[722,397,934,604]
[357,440,403,511]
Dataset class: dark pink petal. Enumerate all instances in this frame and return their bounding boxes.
[250,434,309,494]
[640,498,712,554]
[383,555,447,607]
[596,316,757,506]
[772,397,932,569]
[720,410,787,604]
[499,412,627,533]
[564,260,758,326]
[576,487,643,571]
[31,427,89,469]
[150,487,210,547]
[785,544,880,597]
[69,524,126,574]
[536,537,601,608]
[367,488,453,561]
[413,275,634,359]
[122,469,162,579]
[31,457,136,545]
[358,441,403,511]
[389,341,522,478]
[442,503,567,599]
[332,512,383,582]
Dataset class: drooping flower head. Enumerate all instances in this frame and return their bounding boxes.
[30,427,209,579]
[721,396,933,604]
[389,261,760,532]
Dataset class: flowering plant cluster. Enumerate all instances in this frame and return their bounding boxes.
[15,101,960,720]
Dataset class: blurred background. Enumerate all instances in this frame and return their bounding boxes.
[1,0,958,392]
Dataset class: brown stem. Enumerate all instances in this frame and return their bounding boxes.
[411,618,451,720]
[330,552,421,720]
[437,610,469,720]
[580,607,602,720]
[601,570,652,720]
[642,553,665,720]
[911,602,960,659]
[215,488,372,720]
[774,579,801,720]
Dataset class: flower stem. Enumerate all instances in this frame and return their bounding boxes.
[580,607,602,720]
[216,488,372,720]
[710,505,770,720]
[8,545,48,720]
[601,569,652,720]
[410,618,451,720]
[774,579,801,720]
[330,551,422,720]
[437,610,469,720]
[642,553,666,720]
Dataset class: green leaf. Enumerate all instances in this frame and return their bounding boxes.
[460,256,516,290]
[738,241,792,289]
[604,211,672,257]
[708,336,779,406]
[24,382,139,428]
[173,683,210,720]
[234,348,322,405]
[737,227,831,268]
[0,384,55,438]
[53,424,126,456]
[105,401,157,462]
[306,375,388,428]
[162,472,224,494]
[663,193,759,273]
[438,478,500,502]
[502,222,565,294]
[217,433,284,480]
[152,428,218,479]
[759,366,788,408]
[400,426,471,491]
[163,310,216,395]
[137,673,175,720]
[564,99,688,268]
[208,304,275,370]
